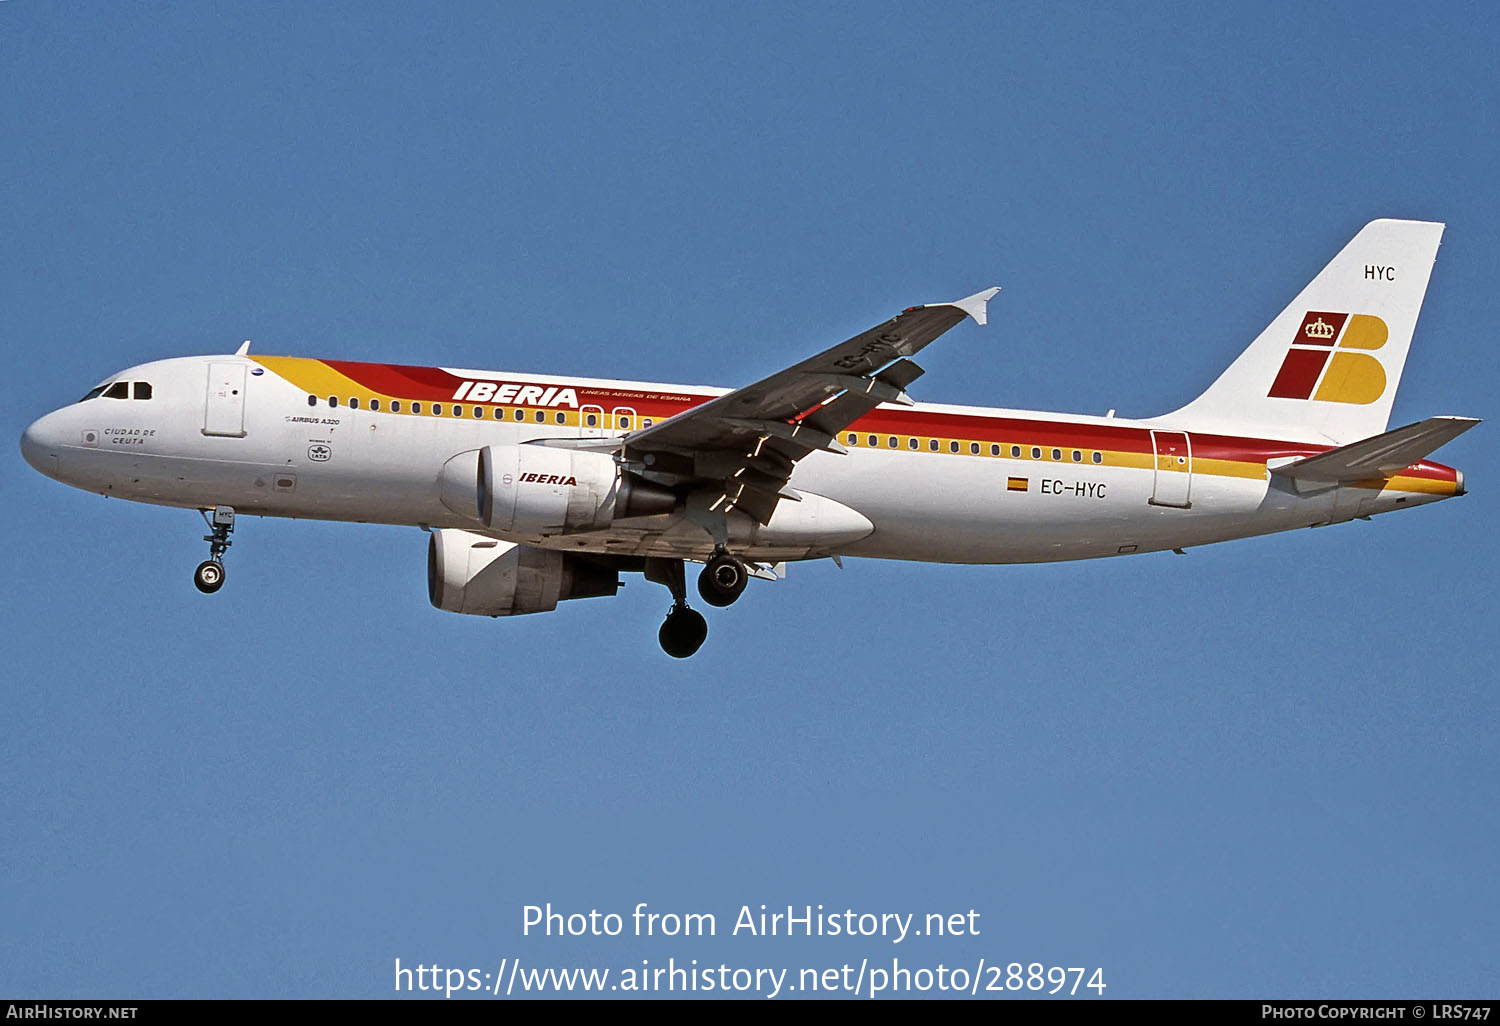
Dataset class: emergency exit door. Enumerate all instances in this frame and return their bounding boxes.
[1149,430,1192,508]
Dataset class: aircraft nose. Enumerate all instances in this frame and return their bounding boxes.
[20,414,64,478]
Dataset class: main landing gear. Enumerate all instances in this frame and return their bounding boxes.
[697,550,749,607]
[645,557,708,658]
[193,505,235,595]
[645,550,751,658]
[660,606,708,659]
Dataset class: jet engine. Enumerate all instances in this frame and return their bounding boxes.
[438,445,675,534]
[427,528,620,616]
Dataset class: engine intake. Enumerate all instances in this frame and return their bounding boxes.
[427,529,620,616]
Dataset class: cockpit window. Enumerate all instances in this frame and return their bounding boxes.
[79,380,154,402]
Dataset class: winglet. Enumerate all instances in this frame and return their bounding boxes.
[235,339,252,356]
[948,287,1001,326]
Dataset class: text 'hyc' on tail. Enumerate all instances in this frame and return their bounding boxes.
[1161,219,1445,447]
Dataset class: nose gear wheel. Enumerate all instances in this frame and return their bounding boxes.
[193,560,225,594]
[193,506,235,595]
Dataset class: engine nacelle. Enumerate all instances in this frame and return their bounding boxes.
[455,444,675,535]
[427,528,620,616]
[438,446,676,533]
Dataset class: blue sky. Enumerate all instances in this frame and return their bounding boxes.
[3,2,1495,999]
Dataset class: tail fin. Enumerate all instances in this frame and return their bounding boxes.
[1161,219,1445,445]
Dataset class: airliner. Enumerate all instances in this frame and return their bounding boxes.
[20,219,1477,656]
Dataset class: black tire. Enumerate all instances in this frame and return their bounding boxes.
[658,606,708,658]
[697,554,748,607]
[193,560,225,594]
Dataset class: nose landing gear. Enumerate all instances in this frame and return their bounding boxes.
[193,505,235,595]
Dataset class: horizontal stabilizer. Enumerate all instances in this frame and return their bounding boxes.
[1270,416,1479,483]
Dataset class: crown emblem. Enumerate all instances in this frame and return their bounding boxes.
[1303,317,1336,340]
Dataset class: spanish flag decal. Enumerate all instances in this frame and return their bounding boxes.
[1008,477,1028,492]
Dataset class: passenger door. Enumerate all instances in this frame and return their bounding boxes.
[203,363,247,437]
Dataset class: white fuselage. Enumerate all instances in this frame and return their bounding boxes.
[20,354,1462,566]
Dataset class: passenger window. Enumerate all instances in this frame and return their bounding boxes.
[555,412,566,424]
[1072,450,1082,462]
[868,435,878,447]
[949,441,960,453]
[370,399,380,411]
[990,444,1000,456]
[328,396,338,408]
[1092,451,1102,464]
[970,442,980,455]
[514,409,525,421]
[433,404,442,415]
[535,411,545,422]
[1051,448,1061,461]
[453,405,463,417]
[847,433,858,445]
[619,415,632,430]
[475,407,485,418]
[307,394,317,407]
[391,401,402,413]
[104,382,129,399]
[908,438,918,450]
[350,397,360,409]
[643,418,654,427]
[133,382,153,400]
[586,413,598,427]
[1011,445,1021,458]
[929,439,939,451]
[888,437,898,448]
[1031,447,1041,459]
[411,402,421,414]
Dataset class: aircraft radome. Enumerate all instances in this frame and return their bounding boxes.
[21,219,1478,656]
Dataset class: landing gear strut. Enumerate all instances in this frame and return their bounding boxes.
[194,505,235,595]
[697,550,748,607]
[646,557,708,658]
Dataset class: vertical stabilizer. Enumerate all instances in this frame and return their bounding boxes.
[1161,219,1444,445]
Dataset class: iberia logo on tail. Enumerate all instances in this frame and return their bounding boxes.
[1267,311,1389,404]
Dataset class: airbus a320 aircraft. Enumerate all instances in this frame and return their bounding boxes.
[20,219,1477,656]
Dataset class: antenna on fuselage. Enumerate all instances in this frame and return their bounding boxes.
[235,340,252,356]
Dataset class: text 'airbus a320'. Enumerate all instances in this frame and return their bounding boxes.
[21,219,1477,656]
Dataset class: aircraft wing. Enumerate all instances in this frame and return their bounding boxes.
[622,287,1000,523]
[1270,415,1480,483]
